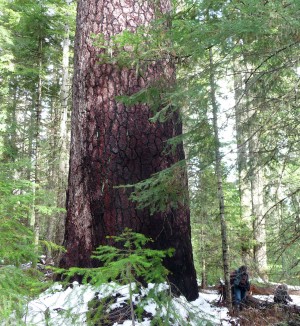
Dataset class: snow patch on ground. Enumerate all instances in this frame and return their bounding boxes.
[23,282,96,325]
[19,282,300,326]
[253,294,300,306]
[21,282,233,326]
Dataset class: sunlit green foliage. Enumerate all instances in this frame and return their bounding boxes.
[59,230,176,324]
[59,229,209,325]
[61,229,174,285]
[0,265,49,324]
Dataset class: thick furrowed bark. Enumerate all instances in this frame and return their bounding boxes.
[60,0,198,301]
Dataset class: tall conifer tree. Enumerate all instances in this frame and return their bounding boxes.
[61,0,198,300]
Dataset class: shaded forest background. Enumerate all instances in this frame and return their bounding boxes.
[0,0,300,304]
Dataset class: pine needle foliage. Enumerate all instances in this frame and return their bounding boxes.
[0,162,59,324]
[0,265,48,324]
[59,229,210,325]
[0,218,36,266]
[58,229,176,325]
[62,229,174,286]
[0,162,33,221]
[0,218,51,324]
[116,163,189,215]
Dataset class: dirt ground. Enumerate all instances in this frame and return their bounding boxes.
[231,305,300,326]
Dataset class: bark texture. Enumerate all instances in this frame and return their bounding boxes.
[60,0,198,301]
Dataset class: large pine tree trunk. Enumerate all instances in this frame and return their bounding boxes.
[60,0,198,301]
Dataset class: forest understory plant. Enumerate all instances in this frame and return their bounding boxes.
[58,229,207,326]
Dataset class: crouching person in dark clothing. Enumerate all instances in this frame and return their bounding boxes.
[274,284,293,305]
[233,265,250,312]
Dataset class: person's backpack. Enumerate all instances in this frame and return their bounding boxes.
[230,270,237,285]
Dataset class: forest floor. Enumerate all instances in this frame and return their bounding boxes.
[233,305,300,326]
[200,286,300,326]
[20,281,300,326]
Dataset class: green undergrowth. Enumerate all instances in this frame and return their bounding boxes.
[61,228,174,285]
[1,228,211,325]
[58,229,210,326]
[0,218,59,324]
[0,265,49,323]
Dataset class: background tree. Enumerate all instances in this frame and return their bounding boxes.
[165,0,300,284]
[228,0,300,280]
[0,0,75,260]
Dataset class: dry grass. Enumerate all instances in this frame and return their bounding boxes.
[230,305,300,326]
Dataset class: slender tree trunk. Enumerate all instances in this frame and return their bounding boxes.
[233,59,253,265]
[248,120,268,280]
[2,80,18,162]
[201,257,207,289]
[31,36,43,266]
[209,48,231,305]
[199,213,207,289]
[45,91,58,255]
[55,11,71,247]
[60,0,198,301]
[233,58,268,280]
[45,13,71,261]
[59,15,70,180]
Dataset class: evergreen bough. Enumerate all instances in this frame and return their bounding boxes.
[59,229,208,325]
